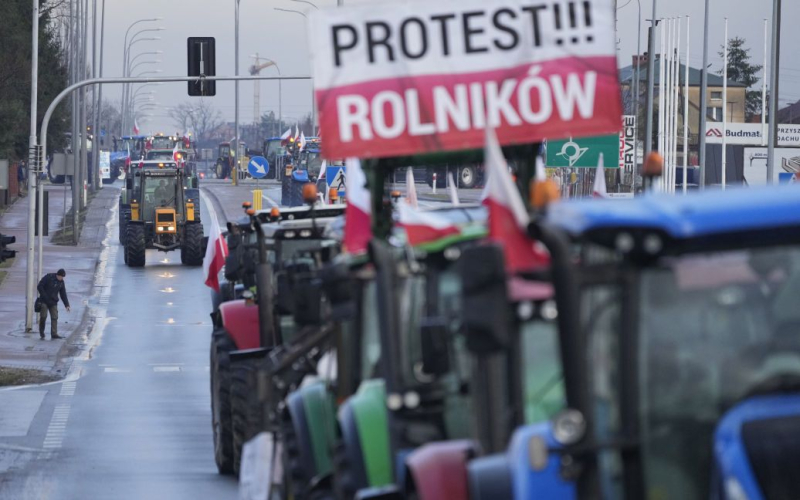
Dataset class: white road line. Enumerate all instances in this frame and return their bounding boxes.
[103,367,131,373]
[59,382,76,397]
[44,404,71,449]
[153,366,181,372]
[260,192,279,208]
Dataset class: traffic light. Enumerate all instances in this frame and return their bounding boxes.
[187,37,216,96]
[0,233,16,263]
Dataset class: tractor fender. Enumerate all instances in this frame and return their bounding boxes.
[218,299,259,350]
[287,381,338,478]
[405,440,479,500]
[338,379,392,488]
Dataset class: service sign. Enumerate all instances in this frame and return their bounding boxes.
[309,0,622,159]
[620,115,635,172]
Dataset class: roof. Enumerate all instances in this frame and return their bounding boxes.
[546,186,800,241]
[619,57,747,88]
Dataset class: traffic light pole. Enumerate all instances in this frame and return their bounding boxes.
[25,73,311,329]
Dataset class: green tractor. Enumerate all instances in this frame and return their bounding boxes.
[123,163,203,267]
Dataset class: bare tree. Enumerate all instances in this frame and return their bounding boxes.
[169,100,224,147]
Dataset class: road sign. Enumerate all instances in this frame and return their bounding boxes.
[309,0,621,159]
[187,37,216,96]
[100,151,111,179]
[547,134,620,168]
[248,156,269,179]
[326,165,346,198]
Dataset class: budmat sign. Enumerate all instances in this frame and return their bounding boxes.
[309,0,621,159]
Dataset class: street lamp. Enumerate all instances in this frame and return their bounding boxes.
[250,55,283,137]
[129,60,161,74]
[121,37,161,132]
[128,50,163,70]
[120,18,162,135]
[275,7,307,17]
[290,0,318,9]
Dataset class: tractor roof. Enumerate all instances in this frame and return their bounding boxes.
[546,186,800,250]
[260,216,341,240]
[254,204,346,223]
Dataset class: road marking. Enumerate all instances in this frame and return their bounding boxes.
[0,391,47,437]
[260,192,279,208]
[153,366,181,372]
[103,367,131,373]
[59,382,76,397]
[43,404,71,449]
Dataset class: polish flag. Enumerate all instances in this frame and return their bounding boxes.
[203,214,228,292]
[397,202,459,247]
[405,168,419,208]
[280,127,292,145]
[133,119,140,135]
[593,154,608,198]
[299,131,307,150]
[483,128,549,273]
[344,158,371,254]
[294,126,300,141]
[172,142,182,164]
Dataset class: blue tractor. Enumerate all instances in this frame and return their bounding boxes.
[463,185,800,500]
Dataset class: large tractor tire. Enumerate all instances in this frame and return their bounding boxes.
[211,329,236,475]
[125,224,146,267]
[458,165,479,189]
[182,223,204,266]
[231,357,266,477]
[118,208,128,246]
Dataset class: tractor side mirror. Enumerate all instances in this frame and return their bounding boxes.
[458,244,511,353]
[126,177,133,190]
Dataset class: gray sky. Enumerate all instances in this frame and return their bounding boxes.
[98,0,799,134]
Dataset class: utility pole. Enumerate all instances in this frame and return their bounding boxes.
[697,0,711,188]
[644,0,657,162]
[767,0,781,183]
[233,0,240,186]
[90,0,99,191]
[25,0,41,331]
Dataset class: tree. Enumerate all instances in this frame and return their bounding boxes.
[168,100,224,147]
[719,37,764,121]
[0,0,70,160]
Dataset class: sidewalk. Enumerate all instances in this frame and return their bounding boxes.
[0,183,119,373]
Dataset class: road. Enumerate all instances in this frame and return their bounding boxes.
[0,190,238,499]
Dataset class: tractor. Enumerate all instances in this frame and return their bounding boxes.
[215,141,247,180]
[122,162,203,267]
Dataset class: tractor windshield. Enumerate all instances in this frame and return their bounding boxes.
[521,315,565,423]
[583,244,800,500]
[638,245,800,500]
[142,174,178,220]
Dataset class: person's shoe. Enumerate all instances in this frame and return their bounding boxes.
[39,333,45,340]
[51,334,64,340]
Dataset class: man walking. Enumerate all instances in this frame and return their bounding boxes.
[37,269,70,340]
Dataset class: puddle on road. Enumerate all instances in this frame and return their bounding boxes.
[160,287,176,294]
[158,272,176,278]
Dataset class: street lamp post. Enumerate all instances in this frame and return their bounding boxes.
[234,0,240,186]
[766,0,782,184]
[274,8,315,133]
[252,56,282,141]
[25,0,40,330]
[121,30,163,134]
[698,0,711,188]
[120,18,160,135]
[644,0,657,163]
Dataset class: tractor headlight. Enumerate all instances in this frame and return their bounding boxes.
[157,226,164,232]
[552,409,586,446]
[167,226,175,231]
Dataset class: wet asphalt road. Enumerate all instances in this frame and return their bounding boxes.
[0,195,238,499]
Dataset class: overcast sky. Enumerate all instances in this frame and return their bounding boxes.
[96,0,799,134]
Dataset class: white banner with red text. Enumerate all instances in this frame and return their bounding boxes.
[309,0,622,159]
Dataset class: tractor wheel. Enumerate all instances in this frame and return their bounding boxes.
[211,328,236,475]
[182,223,204,266]
[125,224,145,267]
[458,165,478,189]
[231,357,265,477]
[118,214,127,246]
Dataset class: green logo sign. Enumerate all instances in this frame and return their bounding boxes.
[547,134,620,168]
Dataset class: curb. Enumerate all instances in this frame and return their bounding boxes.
[201,186,228,224]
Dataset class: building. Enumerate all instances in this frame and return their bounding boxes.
[620,55,748,150]
[778,100,800,124]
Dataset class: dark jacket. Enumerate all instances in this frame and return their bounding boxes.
[37,273,70,308]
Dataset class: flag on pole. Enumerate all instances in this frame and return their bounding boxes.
[483,127,549,273]
[447,172,460,206]
[294,125,300,141]
[133,119,140,135]
[593,154,608,198]
[405,168,419,208]
[344,158,372,254]
[280,127,292,145]
[203,214,228,292]
[299,131,307,150]
[397,202,460,247]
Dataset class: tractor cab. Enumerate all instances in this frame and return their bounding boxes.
[468,186,800,500]
[215,141,246,179]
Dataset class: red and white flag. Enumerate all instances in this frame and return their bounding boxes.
[172,142,183,164]
[299,131,307,150]
[405,168,419,208]
[203,215,228,292]
[294,126,300,141]
[344,158,372,254]
[593,153,607,198]
[483,127,549,273]
[133,119,140,135]
[397,202,459,247]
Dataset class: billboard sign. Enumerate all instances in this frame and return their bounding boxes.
[309,0,622,159]
[620,115,636,172]
[100,151,111,179]
[705,123,800,147]
[743,147,800,185]
[547,133,619,168]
